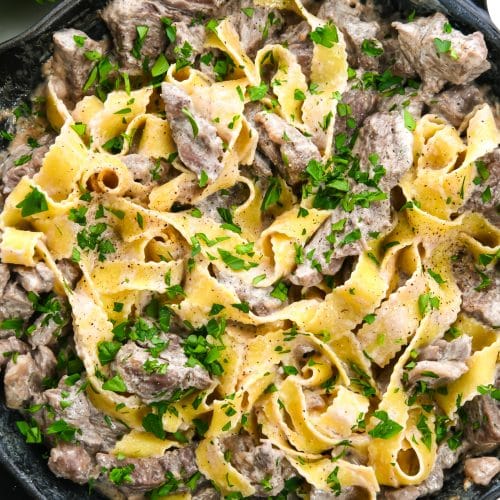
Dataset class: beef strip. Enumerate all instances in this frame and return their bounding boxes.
[161,83,224,184]
[458,148,499,227]
[383,443,462,499]
[196,183,249,222]
[276,21,313,78]
[225,1,285,58]
[48,29,110,106]
[48,443,99,485]
[112,335,212,404]
[1,134,53,195]
[0,280,34,323]
[14,262,54,294]
[452,252,499,327]
[56,259,83,289]
[96,445,198,493]
[407,335,471,389]
[4,346,56,409]
[41,377,127,452]
[254,111,321,186]
[165,0,228,15]
[292,112,413,286]
[393,13,490,93]
[222,435,294,496]
[317,0,382,71]
[165,21,206,67]
[247,150,273,178]
[0,337,29,368]
[101,0,172,75]
[334,88,379,137]
[310,486,368,499]
[427,85,484,128]
[463,393,500,454]
[377,93,424,119]
[28,299,69,348]
[464,457,500,486]
[213,267,285,316]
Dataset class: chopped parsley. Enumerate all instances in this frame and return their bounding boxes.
[131,25,149,59]
[368,410,403,439]
[248,84,268,101]
[361,39,384,57]
[102,374,127,393]
[261,177,282,211]
[181,107,199,138]
[16,187,48,217]
[418,293,440,316]
[309,22,339,48]
[403,108,416,131]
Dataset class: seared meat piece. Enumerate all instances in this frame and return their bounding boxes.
[463,393,500,454]
[161,83,224,184]
[292,112,413,286]
[96,446,198,493]
[101,0,170,75]
[15,262,54,294]
[0,337,29,368]
[310,486,368,499]
[318,0,381,70]
[48,443,99,485]
[226,1,284,57]
[42,377,127,452]
[278,21,313,79]
[165,0,228,15]
[196,183,249,221]
[4,346,56,409]
[393,13,490,93]
[56,259,83,289]
[247,150,273,178]
[428,85,484,128]
[464,457,500,486]
[28,300,69,348]
[213,268,285,316]
[1,135,53,195]
[165,21,205,67]
[112,336,212,404]
[452,252,499,327]
[0,281,34,323]
[254,111,321,186]
[407,336,471,389]
[377,93,424,119]
[222,435,294,496]
[334,88,379,137]
[48,29,110,106]
[194,485,220,499]
[458,148,499,227]
[383,443,462,499]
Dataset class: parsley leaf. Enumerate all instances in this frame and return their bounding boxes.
[248,84,268,101]
[16,187,48,217]
[261,177,282,211]
[361,39,384,57]
[102,374,127,393]
[368,410,403,439]
[182,107,199,138]
[309,22,339,48]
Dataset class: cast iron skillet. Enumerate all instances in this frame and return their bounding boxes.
[0,1,499,498]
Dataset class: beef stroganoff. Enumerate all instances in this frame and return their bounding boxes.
[0,0,499,498]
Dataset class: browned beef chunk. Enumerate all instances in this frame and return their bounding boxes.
[317,0,381,71]
[213,267,285,316]
[452,252,499,327]
[222,435,294,496]
[277,21,313,79]
[0,337,29,368]
[254,111,321,186]
[292,112,413,286]
[56,259,83,289]
[0,280,34,323]
[194,485,220,499]
[463,393,500,454]
[96,445,198,493]
[383,443,462,499]
[393,13,490,93]
[225,1,284,58]
[464,457,500,486]
[112,335,212,404]
[381,37,418,79]
[4,346,56,409]
[14,262,54,294]
[311,486,369,499]
[1,134,53,195]
[101,0,171,75]
[196,183,249,221]
[428,85,484,128]
[458,148,499,227]
[48,29,110,106]
[161,83,224,184]
[334,88,379,137]
[165,21,206,67]
[166,0,228,15]
[377,93,424,119]
[27,299,69,348]
[41,377,127,452]
[247,150,273,178]
[48,443,99,485]
[407,335,471,389]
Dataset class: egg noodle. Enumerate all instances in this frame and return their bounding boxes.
[1,0,499,497]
